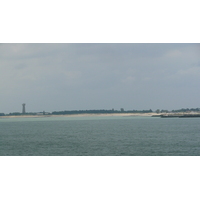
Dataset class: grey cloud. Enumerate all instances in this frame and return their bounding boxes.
[0,43,200,113]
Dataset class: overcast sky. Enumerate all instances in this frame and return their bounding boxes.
[0,43,200,113]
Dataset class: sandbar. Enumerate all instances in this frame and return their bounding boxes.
[0,113,158,119]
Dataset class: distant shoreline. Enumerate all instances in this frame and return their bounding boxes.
[0,113,157,119]
[2,112,200,119]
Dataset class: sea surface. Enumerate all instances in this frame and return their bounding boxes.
[0,116,200,156]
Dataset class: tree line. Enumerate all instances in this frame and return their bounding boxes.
[51,109,153,115]
[1,108,200,116]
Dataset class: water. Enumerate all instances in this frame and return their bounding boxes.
[0,116,200,156]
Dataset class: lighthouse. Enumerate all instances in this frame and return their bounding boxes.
[22,103,26,114]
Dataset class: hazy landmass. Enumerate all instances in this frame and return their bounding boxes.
[1,108,200,118]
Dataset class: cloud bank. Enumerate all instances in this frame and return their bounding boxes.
[0,43,199,113]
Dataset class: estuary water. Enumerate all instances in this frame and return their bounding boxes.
[0,116,200,156]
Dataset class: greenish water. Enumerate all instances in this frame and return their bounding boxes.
[0,116,200,156]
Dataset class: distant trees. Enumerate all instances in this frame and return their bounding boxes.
[8,112,38,116]
[3,108,199,116]
[153,108,200,113]
[156,109,160,114]
[160,110,169,113]
[52,109,119,115]
[52,109,153,115]
[9,112,23,116]
[171,108,200,113]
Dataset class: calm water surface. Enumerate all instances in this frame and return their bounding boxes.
[0,116,200,156]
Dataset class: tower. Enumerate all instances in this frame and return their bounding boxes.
[22,103,26,114]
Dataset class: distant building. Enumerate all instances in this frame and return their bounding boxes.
[22,103,26,114]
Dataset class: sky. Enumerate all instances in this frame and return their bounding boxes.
[0,43,200,113]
